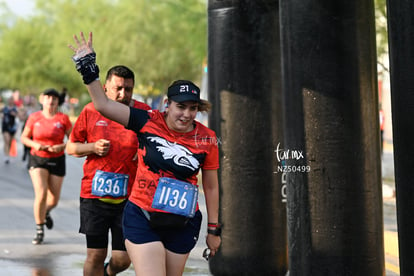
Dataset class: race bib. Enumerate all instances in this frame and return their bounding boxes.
[92,170,128,198]
[152,177,198,218]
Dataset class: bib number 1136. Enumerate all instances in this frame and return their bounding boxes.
[152,177,198,217]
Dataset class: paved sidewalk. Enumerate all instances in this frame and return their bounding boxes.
[382,142,399,276]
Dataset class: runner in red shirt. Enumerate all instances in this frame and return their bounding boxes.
[21,88,72,245]
[129,109,219,213]
[131,98,152,110]
[66,65,150,276]
[69,32,221,276]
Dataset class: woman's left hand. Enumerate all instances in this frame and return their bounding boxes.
[68,32,94,60]
[206,234,221,258]
[48,144,65,153]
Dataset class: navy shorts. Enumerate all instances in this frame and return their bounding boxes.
[2,122,16,135]
[28,154,66,176]
[122,200,202,254]
[79,198,126,250]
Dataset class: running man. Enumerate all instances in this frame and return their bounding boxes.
[66,65,150,275]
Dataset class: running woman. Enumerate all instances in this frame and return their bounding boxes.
[69,32,221,276]
[21,88,72,245]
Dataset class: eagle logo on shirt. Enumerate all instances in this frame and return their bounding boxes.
[147,136,199,171]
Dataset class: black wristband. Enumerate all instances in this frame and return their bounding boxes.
[72,53,100,84]
[207,225,222,236]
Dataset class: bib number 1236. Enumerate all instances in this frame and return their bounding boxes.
[91,170,128,198]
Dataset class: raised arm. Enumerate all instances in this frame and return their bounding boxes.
[68,32,130,126]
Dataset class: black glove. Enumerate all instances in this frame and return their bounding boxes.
[72,53,100,84]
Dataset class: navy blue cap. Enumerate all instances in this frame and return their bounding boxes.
[167,82,200,103]
[42,88,60,98]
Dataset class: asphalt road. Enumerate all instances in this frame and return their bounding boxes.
[0,136,398,276]
[0,138,210,276]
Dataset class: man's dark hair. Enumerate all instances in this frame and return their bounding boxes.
[105,65,135,83]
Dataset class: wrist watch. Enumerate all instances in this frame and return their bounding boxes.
[207,224,222,236]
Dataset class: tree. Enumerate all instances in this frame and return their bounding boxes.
[1,1,387,96]
[374,0,388,73]
[0,0,207,98]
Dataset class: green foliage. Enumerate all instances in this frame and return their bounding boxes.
[0,0,388,97]
[0,0,207,98]
[374,0,388,73]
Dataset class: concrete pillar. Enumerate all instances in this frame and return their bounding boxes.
[386,1,414,274]
[279,0,384,275]
[208,0,287,275]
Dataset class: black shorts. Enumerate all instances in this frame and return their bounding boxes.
[1,123,16,135]
[28,154,66,176]
[79,198,127,250]
[123,200,202,254]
